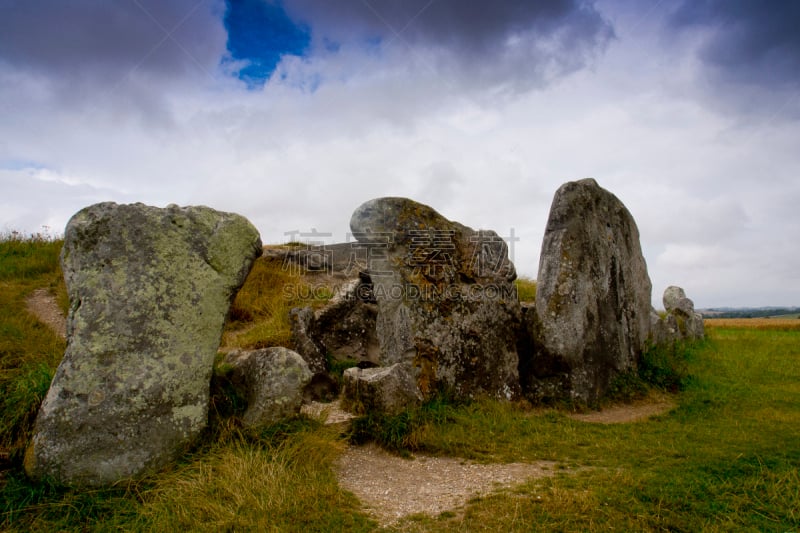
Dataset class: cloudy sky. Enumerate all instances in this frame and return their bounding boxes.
[1,0,798,308]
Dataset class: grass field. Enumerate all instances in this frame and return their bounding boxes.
[705,317,800,330]
[1,236,799,531]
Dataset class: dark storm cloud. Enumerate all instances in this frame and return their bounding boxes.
[283,0,615,89]
[669,0,800,88]
[0,0,226,89]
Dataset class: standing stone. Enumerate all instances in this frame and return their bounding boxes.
[528,179,652,403]
[225,347,313,427]
[25,202,261,486]
[660,285,705,340]
[350,197,520,402]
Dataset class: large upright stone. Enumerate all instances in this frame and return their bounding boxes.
[528,179,652,403]
[25,202,261,486]
[350,197,520,402]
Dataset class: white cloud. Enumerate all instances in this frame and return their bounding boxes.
[1,1,799,308]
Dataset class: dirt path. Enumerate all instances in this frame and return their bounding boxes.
[25,288,66,339]
[567,397,675,424]
[308,397,674,524]
[336,444,559,525]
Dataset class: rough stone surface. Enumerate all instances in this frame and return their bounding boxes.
[25,202,261,486]
[289,277,379,401]
[350,197,521,402]
[342,363,423,416]
[649,308,675,347]
[528,179,653,403]
[225,347,312,427]
[663,286,694,317]
[291,278,380,370]
[313,280,380,365]
[289,306,328,375]
[518,303,570,402]
[653,286,705,341]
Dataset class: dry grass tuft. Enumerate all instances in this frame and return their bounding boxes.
[137,429,373,531]
[223,251,332,350]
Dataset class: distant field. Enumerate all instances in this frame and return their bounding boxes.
[705,317,800,330]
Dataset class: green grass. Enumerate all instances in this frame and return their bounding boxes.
[0,231,63,282]
[348,393,459,455]
[2,237,799,531]
[0,233,66,456]
[515,276,537,303]
[388,328,800,531]
[605,340,693,403]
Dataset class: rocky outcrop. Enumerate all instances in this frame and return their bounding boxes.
[289,277,379,401]
[291,278,380,371]
[225,347,312,427]
[25,202,261,486]
[651,286,705,343]
[289,306,328,375]
[525,179,653,403]
[350,197,521,402]
[342,363,423,416]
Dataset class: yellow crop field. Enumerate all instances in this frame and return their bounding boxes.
[704,317,800,330]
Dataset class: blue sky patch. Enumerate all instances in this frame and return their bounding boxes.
[224,0,310,88]
[0,159,47,171]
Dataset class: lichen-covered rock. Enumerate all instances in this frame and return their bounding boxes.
[291,278,380,370]
[528,179,652,403]
[350,197,520,403]
[289,306,328,375]
[290,277,379,401]
[25,202,261,486]
[225,347,312,427]
[342,363,423,416]
[655,286,705,341]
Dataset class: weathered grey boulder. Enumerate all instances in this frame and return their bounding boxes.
[289,306,328,375]
[289,277,379,401]
[350,197,521,403]
[225,347,312,427]
[25,202,261,486]
[291,278,379,370]
[526,179,652,403]
[653,286,704,341]
[342,363,423,416]
[649,308,676,346]
[664,286,694,317]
